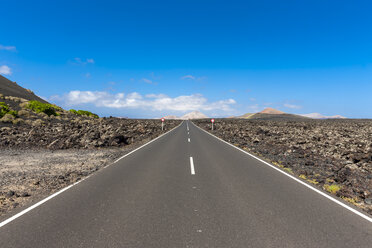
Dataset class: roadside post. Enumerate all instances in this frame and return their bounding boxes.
[211,118,215,130]
[161,118,165,131]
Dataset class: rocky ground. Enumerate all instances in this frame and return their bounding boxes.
[0,95,181,217]
[193,119,372,215]
[0,117,180,149]
[0,148,124,216]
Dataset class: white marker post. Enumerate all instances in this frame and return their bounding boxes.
[211,118,215,130]
[161,117,165,131]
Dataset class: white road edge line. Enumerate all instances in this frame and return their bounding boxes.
[191,122,372,223]
[114,121,183,163]
[0,121,184,229]
[190,157,195,175]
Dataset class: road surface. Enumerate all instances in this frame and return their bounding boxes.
[0,121,371,247]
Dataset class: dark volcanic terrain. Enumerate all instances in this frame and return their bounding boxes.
[0,80,181,216]
[193,119,372,215]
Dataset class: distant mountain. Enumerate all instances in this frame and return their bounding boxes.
[301,113,346,119]
[0,75,48,103]
[180,111,208,120]
[163,115,178,119]
[238,113,255,119]
[259,107,285,114]
[236,107,308,120]
[249,113,307,120]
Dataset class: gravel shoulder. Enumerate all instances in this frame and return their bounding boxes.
[193,119,372,215]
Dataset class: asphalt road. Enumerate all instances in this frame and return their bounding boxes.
[0,121,371,247]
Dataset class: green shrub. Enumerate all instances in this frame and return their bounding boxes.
[69,109,99,118]
[27,101,61,116]
[284,167,293,174]
[8,110,18,117]
[0,102,10,118]
[324,184,341,194]
[0,102,17,118]
[69,109,78,115]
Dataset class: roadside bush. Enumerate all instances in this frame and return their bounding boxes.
[324,184,341,194]
[0,102,17,118]
[69,109,99,118]
[0,113,15,123]
[0,102,10,118]
[27,101,61,116]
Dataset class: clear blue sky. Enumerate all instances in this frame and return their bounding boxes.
[1,0,371,118]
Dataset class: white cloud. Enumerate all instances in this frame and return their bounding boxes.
[72,58,95,65]
[284,103,302,109]
[0,45,16,51]
[51,91,236,112]
[181,75,196,80]
[0,65,12,75]
[142,78,154,84]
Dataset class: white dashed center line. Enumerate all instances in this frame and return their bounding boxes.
[188,138,190,142]
[189,157,195,175]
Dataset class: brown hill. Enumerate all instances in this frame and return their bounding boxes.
[259,107,285,114]
[0,75,48,103]
[249,113,308,120]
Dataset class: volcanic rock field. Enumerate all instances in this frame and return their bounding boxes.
[193,119,372,215]
[0,94,181,216]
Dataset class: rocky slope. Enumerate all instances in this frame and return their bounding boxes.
[193,118,372,215]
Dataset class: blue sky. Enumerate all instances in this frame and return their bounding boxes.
[1,0,371,118]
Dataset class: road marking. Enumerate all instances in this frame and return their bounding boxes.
[114,121,183,163]
[187,122,189,131]
[190,157,195,175]
[0,122,184,229]
[188,138,190,142]
[0,182,79,228]
[191,122,372,223]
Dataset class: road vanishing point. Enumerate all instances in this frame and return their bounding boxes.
[0,121,371,247]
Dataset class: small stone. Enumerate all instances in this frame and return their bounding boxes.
[21,192,30,197]
[364,198,372,205]
[6,190,15,197]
